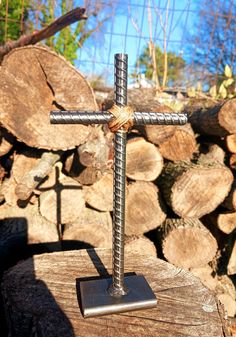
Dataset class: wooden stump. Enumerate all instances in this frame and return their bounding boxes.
[2,249,229,337]
[159,218,218,268]
[158,160,233,218]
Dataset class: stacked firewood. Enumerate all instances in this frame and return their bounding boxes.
[0,46,235,318]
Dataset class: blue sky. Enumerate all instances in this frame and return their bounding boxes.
[74,0,197,85]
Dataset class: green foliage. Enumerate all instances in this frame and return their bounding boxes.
[209,65,236,99]
[0,0,30,45]
[136,45,185,87]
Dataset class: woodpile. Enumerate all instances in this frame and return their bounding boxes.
[0,44,235,333]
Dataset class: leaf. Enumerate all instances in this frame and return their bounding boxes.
[224,64,232,78]
[196,81,202,92]
[219,83,227,98]
[222,78,234,87]
[209,85,217,98]
[187,86,196,98]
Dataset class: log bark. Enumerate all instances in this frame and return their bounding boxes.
[226,134,236,153]
[160,218,218,269]
[126,137,163,181]
[2,249,229,337]
[84,172,113,211]
[0,46,98,150]
[189,98,236,136]
[0,8,87,62]
[146,123,197,161]
[125,181,166,235]
[222,181,236,211]
[15,151,61,200]
[39,169,84,224]
[158,160,233,218]
[227,240,236,276]
[63,207,112,248]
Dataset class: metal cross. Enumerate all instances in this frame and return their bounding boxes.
[50,53,188,318]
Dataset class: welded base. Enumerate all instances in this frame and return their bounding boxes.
[80,275,157,318]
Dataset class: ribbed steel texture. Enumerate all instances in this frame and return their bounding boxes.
[108,53,128,297]
[50,111,188,125]
[49,53,189,302]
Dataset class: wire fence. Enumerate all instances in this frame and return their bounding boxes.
[1,0,236,90]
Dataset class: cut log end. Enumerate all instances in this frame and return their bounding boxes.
[126,181,166,235]
[160,161,234,218]
[0,46,98,150]
[126,137,163,181]
[161,218,218,269]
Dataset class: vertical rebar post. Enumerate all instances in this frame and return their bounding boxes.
[108,54,128,297]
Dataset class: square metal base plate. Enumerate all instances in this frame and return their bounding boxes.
[80,275,157,318]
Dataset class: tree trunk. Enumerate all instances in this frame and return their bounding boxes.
[189,98,236,136]
[2,249,229,337]
[63,207,112,248]
[159,218,218,269]
[226,134,236,153]
[125,181,166,235]
[146,123,197,161]
[83,172,113,211]
[126,137,163,181]
[158,160,233,218]
[0,46,98,150]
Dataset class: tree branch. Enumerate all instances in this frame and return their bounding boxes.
[0,7,87,63]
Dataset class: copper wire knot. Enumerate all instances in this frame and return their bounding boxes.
[108,105,134,132]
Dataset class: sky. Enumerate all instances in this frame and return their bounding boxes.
[74,0,197,85]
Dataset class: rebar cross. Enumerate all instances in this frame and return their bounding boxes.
[50,53,188,318]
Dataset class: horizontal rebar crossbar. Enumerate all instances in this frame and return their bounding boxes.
[50,111,188,126]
